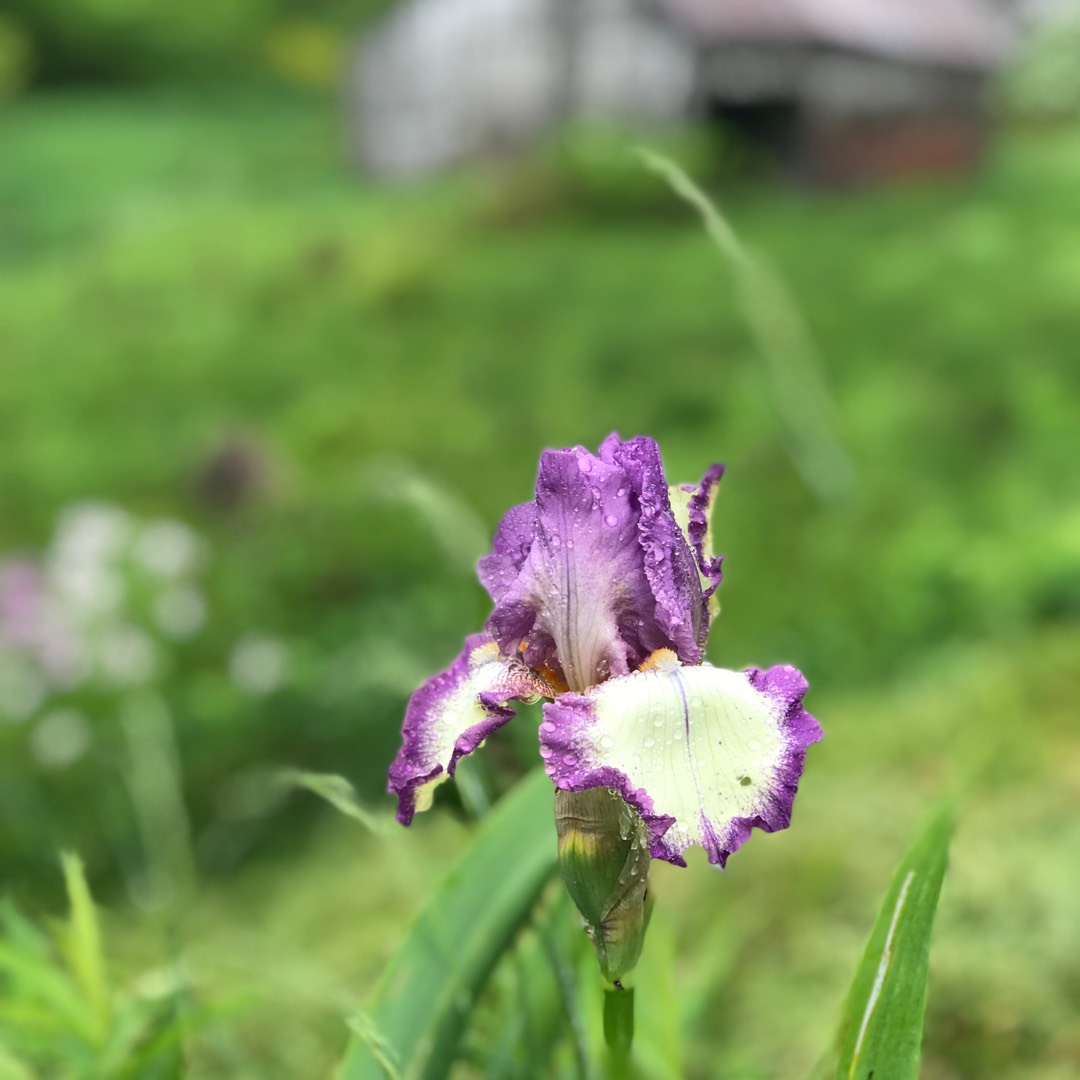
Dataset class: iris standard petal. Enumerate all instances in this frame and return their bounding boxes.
[388,633,553,825]
[603,436,705,665]
[670,462,725,634]
[477,501,535,603]
[539,650,821,867]
[485,436,705,693]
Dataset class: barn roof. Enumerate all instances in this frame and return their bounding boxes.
[656,0,1014,70]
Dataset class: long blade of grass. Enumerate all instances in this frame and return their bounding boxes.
[830,806,953,1080]
[337,768,559,1080]
[639,149,857,506]
[286,771,388,834]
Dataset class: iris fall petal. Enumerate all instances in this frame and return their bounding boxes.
[539,651,821,867]
[387,633,552,824]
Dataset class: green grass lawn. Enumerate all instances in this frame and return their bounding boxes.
[1,91,1078,1077]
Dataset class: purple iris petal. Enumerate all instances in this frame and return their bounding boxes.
[684,463,725,604]
[604,437,706,659]
[477,501,535,603]
[388,632,552,825]
[483,435,705,692]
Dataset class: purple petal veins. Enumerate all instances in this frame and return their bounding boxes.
[483,434,707,692]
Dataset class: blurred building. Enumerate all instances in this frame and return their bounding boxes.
[351,0,1014,185]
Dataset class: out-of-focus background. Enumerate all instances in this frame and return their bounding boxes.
[1,0,1079,1076]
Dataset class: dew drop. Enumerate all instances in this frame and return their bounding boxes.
[562,753,578,766]
[600,735,614,749]
[749,740,762,751]
[580,458,592,474]
[643,736,655,749]
[566,539,574,549]
[604,514,619,528]
[541,721,556,733]
[653,717,664,727]
[616,487,626,497]
[689,696,702,709]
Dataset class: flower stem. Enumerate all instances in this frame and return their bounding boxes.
[603,983,634,1076]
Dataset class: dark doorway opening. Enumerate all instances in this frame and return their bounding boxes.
[706,99,801,174]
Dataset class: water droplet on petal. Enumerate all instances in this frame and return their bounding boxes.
[600,735,614,749]
[604,515,618,528]
[539,745,553,758]
[616,487,626,497]
[643,736,655,749]
[749,740,762,751]
[541,721,556,733]
[566,539,574,549]
[562,753,578,766]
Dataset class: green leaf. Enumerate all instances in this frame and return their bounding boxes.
[831,806,954,1080]
[485,892,590,1080]
[0,942,95,1041]
[56,853,111,1043]
[338,768,559,1080]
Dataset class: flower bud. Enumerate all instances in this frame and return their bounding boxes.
[555,787,652,984]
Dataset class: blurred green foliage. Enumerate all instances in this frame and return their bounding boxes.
[1003,12,1080,118]
[1,89,1079,1077]
[2,92,1080,885]
[0,0,393,87]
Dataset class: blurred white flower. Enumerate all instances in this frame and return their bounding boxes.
[30,707,91,769]
[229,634,288,696]
[48,561,124,620]
[0,657,45,723]
[134,520,204,580]
[154,586,207,640]
[51,502,131,568]
[97,625,159,687]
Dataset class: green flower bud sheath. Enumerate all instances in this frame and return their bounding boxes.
[555,787,651,985]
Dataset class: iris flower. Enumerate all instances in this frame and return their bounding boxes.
[388,434,821,869]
